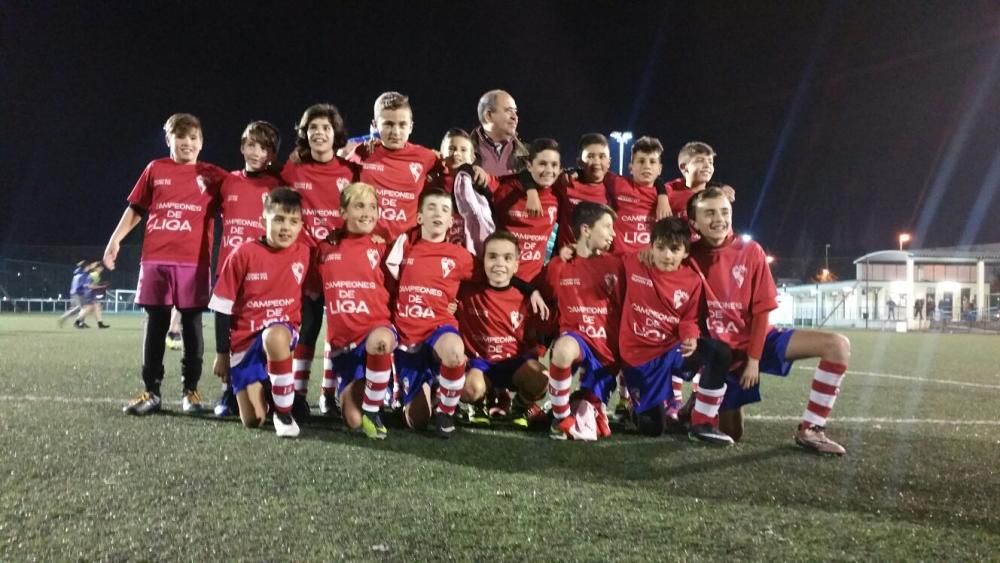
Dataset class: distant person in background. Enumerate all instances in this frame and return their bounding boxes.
[80,262,110,329]
[887,298,897,320]
[58,261,90,328]
[913,298,924,320]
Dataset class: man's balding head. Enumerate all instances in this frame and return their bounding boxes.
[477,89,519,141]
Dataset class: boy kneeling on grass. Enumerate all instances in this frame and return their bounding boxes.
[209,187,312,438]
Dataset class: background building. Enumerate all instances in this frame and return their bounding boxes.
[778,243,1000,330]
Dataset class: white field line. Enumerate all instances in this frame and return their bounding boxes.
[793,366,1000,390]
[745,414,1000,426]
[0,394,996,426]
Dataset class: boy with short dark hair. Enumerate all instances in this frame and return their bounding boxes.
[387,188,475,438]
[666,141,735,219]
[458,230,550,428]
[212,120,284,417]
[105,113,228,416]
[544,202,624,440]
[210,187,311,437]
[480,138,562,283]
[687,188,851,455]
[619,217,732,444]
[610,136,669,255]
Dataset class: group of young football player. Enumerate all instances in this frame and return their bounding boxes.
[103,89,852,455]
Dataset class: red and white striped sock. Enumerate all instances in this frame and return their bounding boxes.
[691,384,726,427]
[549,364,573,420]
[268,358,295,414]
[321,344,337,397]
[435,363,466,416]
[362,352,393,414]
[802,360,846,428]
[292,345,314,396]
[671,376,684,402]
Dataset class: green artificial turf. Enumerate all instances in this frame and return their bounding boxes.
[1,315,997,561]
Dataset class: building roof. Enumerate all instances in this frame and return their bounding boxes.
[854,243,1000,265]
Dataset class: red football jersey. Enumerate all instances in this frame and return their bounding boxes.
[552,174,609,250]
[393,238,474,346]
[610,176,658,255]
[281,157,359,245]
[458,283,533,361]
[351,142,442,240]
[127,158,227,265]
[490,172,559,282]
[618,254,703,366]
[209,239,311,359]
[216,170,282,275]
[544,252,625,366]
[666,178,699,219]
[688,235,778,355]
[315,232,392,349]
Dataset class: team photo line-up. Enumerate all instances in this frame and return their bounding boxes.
[101,88,851,454]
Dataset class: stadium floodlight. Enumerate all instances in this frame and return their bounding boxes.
[765,255,775,265]
[609,131,633,175]
[898,233,911,251]
[741,233,753,243]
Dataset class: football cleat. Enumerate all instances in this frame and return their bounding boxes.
[433,411,456,439]
[511,402,547,429]
[291,393,311,420]
[274,412,300,438]
[361,412,388,440]
[549,416,575,440]
[689,424,735,447]
[795,424,847,456]
[123,391,161,416]
[182,389,203,413]
[318,392,336,416]
[468,403,491,426]
[214,388,238,417]
[97,322,111,329]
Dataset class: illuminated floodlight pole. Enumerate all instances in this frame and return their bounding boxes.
[609,131,633,175]
[898,233,911,251]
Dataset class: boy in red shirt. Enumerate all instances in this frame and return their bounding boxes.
[282,103,360,417]
[482,138,562,284]
[687,188,851,455]
[212,120,284,417]
[209,187,311,437]
[611,136,670,255]
[665,141,735,219]
[619,217,733,445]
[315,182,396,439]
[458,230,550,428]
[105,113,228,416]
[388,188,475,438]
[544,202,624,440]
[348,91,443,241]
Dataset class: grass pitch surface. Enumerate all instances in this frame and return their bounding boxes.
[1,315,998,561]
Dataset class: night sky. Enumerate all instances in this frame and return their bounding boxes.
[3,1,999,278]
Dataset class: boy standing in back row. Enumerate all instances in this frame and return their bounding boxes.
[105,113,228,416]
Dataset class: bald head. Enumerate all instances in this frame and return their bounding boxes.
[477,89,519,142]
